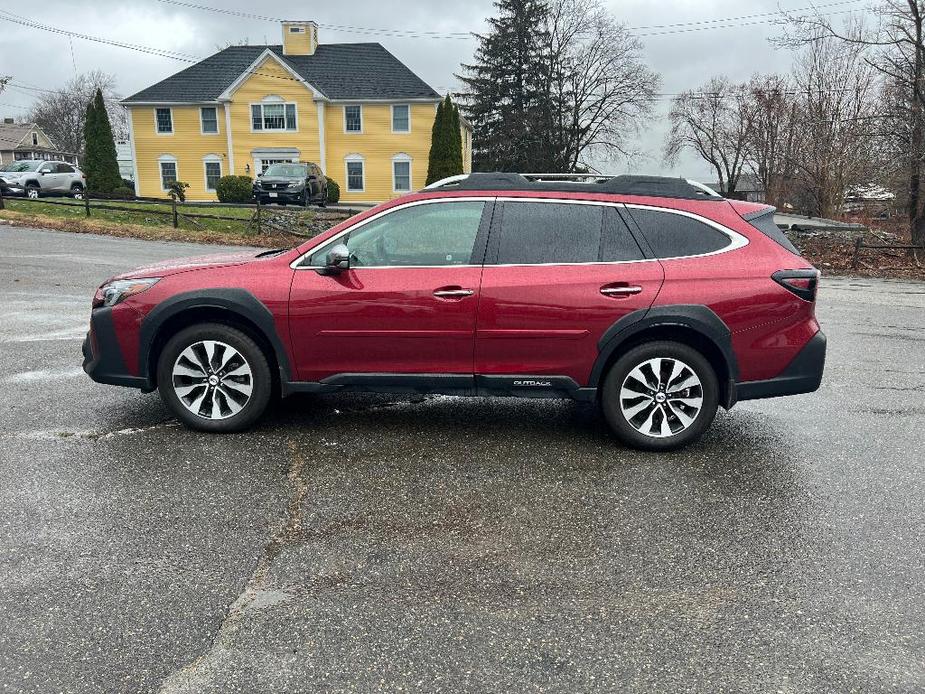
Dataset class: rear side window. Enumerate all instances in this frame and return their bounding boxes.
[497,202,602,264]
[626,207,731,258]
[747,211,800,255]
[56,163,75,173]
[601,208,645,262]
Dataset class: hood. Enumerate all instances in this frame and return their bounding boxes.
[109,250,269,280]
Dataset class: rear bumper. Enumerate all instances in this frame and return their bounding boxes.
[736,330,826,401]
[82,307,149,390]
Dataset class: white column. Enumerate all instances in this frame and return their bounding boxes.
[316,100,327,174]
[223,102,235,174]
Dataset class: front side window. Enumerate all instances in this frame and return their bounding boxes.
[251,103,296,131]
[309,201,485,268]
[346,160,364,191]
[56,163,76,174]
[625,207,731,258]
[204,161,221,190]
[160,161,177,189]
[200,107,218,133]
[393,159,411,192]
[344,105,362,133]
[392,104,410,132]
[155,108,173,134]
[496,202,602,265]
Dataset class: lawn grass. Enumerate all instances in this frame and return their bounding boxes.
[0,197,350,247]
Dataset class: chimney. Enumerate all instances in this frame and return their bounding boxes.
[282,21,318,56]
[3,118,14,124]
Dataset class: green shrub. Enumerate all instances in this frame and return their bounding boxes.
[326,176,340,204]
[215,175,254,203]
[166,180,190,202]
[111,186,134,199]
[121,179,135,192]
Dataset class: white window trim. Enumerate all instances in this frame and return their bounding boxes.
[158,155,178,192]
[343,105,363,134]
[344,154,365,193]
[199,106,219,135]
[154,107,174,135]
[203,155,222,192]
[391,104,411,134]
[391,154,412,193]
[249,100,298,133]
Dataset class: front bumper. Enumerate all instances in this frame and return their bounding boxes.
[736,330,827,401]
[255,187,304,203]
[82,307,149,389]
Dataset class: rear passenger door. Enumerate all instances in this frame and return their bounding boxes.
[474,200,664,388]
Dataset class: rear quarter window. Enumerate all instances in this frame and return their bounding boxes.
[747,211,801,256]
[625,207,732,258]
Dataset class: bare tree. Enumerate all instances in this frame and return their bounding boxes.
[27,71,128,160]
[779,2,924,243]
[542,0,660,170]
[787,32,881,217]
[664,76,755,196]
[0,76,9,95]
[744,74,800,207]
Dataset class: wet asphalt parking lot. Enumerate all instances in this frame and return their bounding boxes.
[0,226,923,693]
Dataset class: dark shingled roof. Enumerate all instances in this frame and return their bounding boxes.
[123,43,440,103]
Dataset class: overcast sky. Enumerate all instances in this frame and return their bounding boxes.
[0,0,811,180]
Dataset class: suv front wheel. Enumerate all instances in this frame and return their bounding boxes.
[601,341,718,451]
[156,323,272,432]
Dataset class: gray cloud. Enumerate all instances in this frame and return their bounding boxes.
[1,0,807,180]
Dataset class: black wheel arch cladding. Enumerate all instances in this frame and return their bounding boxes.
[138,288,291,385]
[590,304,739,389]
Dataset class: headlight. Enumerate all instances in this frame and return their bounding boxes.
[93,278,160,308]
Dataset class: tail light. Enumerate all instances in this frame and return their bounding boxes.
[772,269,819,302]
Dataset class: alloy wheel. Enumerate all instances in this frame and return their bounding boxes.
[26,187,39,199]
[619,357,704,438]
[171,340,253,420]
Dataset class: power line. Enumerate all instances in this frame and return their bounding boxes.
[627,0,862,31]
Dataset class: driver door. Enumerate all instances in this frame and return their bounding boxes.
[288,199,492,383]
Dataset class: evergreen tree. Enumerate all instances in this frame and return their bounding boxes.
[426,95,464,184]
[456,0,551,171]
[83,88,122,193]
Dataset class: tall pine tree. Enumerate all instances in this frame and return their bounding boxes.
[426,95,464,184]
[83,88,122,193]
[456,0,551,171]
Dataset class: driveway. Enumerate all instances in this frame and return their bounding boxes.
[1,226,923,693]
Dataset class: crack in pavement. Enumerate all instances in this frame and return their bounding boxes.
[2,421,181,441]
[156,439,309,694]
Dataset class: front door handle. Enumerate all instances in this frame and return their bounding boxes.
[600,283,643,297]
[433,287,475,299]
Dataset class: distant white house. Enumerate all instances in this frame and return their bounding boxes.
[115,140,134,181]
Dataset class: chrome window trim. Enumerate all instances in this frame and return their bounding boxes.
[289,196,748,270]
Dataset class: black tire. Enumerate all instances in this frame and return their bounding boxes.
[70,184,84,199]
[156,323,272,433]
[25,184,40,199]
[601,340,718,451]
[302,189,309,207]
[318,185,327,207]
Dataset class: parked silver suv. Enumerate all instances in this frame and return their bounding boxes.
[0,159,86,199]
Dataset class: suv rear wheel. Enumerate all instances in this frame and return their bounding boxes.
[156,323,272,432]
[70,184,84,199]
[601,341,718,451]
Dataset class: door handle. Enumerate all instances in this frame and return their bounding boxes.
[433,287,475,299]
[600,284,643,297]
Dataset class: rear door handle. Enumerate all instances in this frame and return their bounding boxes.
[600,283,643,297]
[433,287,475,299]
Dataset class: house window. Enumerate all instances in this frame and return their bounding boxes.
[200,107,218,134]
[346,158,364,192]
[344,105,362,133]
[250,103,296,131]
[155,108,173,134]
[204,159,222,190]
[392,157,411,192]
[392,105,410,133]
[159,160,177,190]
[289,26,304,33]
[31,132,38,146]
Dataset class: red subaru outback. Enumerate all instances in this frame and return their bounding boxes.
[83,173,825,450]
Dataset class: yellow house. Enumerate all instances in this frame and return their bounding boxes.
[121,21,472,203]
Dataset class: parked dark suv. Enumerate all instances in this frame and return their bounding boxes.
[83,173,825,450]
[253,162,327,206]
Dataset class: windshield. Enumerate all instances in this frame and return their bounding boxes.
[2,161,42,172]
[263,163,307,178]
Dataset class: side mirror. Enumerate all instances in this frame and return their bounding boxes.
[323,243,350,274]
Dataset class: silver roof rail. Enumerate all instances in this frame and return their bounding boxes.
[423,174,471,189]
